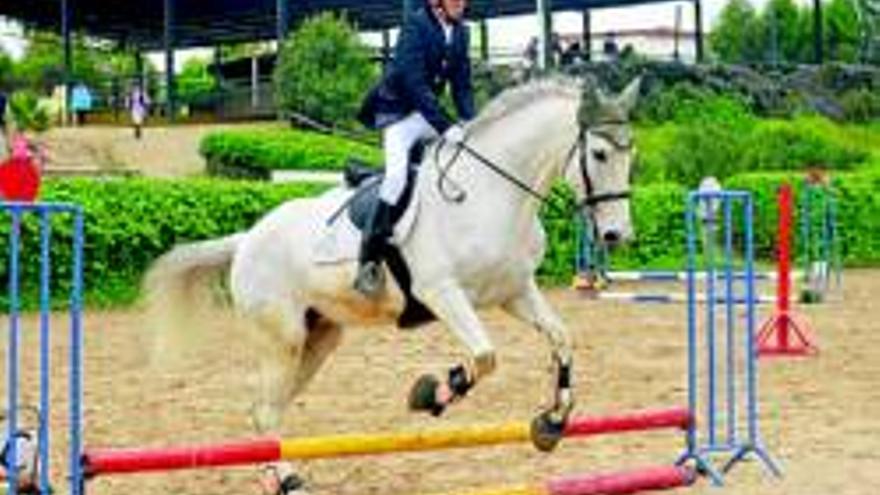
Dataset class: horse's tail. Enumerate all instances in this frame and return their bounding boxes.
[143,233,245,369]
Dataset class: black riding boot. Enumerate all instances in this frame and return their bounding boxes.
[354,199,394,298]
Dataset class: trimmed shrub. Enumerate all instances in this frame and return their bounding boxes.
[200,128,382,178]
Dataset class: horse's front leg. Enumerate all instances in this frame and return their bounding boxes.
[502,278,574,452]
[408,281,496,416]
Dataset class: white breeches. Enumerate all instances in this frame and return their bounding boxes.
[380,112,437,204]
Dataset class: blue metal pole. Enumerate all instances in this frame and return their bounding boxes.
[744,196,759,444]
[705,197,717,449]
[685,193,698,459]
[7,209,22,495]
[722,197,736,447]
[39,210,52,495]
[70,209,85,495]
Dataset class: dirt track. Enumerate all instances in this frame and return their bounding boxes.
[3,271,879,495]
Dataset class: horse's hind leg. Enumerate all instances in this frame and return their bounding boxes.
[245,303,310,495]
[246,305,343,495]
[298,309,343,386]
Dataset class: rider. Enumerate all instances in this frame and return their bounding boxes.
[354,0,475,298]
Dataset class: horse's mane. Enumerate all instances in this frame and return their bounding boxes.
[466,76,582,135]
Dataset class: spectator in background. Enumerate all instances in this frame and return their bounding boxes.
[603,32,619,60]
[70,82,93,126]
[524,37,539,69]
[550,32,563,66]
[128,83,150,140]
[560,41,583,66]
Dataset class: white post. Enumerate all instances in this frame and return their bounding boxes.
[251,54,259,109]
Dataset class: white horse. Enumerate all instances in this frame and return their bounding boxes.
[145,76,640,493]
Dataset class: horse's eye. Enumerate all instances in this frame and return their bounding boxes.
[592,150,607,163]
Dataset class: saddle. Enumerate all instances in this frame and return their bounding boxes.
[343,140,436,330]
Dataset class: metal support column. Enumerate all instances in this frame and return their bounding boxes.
[277,0,290,44]
[813,0,824,63]
[536,0,553,70]
[164,0,176,122]
[582,9,592,62]
[213,46,223,119]
[61,0,72,126]
[382,29,392,68]
[479,18,489,61]
[694,0,704,63]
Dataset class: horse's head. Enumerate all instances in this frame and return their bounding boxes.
[564,77,640,248]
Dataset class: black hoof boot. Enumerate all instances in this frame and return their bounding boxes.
[353,261,386,299]
[408,374,445,416]
[278,473,308,495]
[530,411,566,452]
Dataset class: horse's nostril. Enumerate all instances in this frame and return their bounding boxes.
[603,230,621,245]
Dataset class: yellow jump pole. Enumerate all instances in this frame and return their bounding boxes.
[280,408,690,460]
[280,421,529,460]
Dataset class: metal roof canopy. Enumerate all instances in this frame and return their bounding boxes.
[2,0,685,49]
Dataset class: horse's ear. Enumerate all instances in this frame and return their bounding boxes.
[579,76,602,127]
[617,76,642,115]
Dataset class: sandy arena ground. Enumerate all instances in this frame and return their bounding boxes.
[3,270,879,495]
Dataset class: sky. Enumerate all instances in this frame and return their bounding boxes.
[0,0,810,69]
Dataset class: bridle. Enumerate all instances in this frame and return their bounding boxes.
[434,118,633,216]
[565,120,634,212]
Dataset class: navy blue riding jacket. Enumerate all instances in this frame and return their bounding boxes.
[357,7,475,134]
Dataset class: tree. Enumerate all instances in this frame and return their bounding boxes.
[274,13,378,126]
[177,58,217,107]
[825,0,862,61]
[761,0,804,63]
[12,30,140,97]
[710,0,763,63]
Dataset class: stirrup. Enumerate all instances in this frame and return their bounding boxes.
[354,261,386,298]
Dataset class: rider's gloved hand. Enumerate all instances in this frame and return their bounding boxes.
[443,124,467,145]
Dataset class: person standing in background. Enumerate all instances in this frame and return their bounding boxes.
[71,82,93,126]
[128,83,150,140]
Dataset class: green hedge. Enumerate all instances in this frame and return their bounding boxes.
[4,170,880,308]
[0,179,331,308]
[539,170,880,284]
[200,128,382,179]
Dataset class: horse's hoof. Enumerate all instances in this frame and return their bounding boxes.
[278,473,309,495]
[408,374,445,416]
[262,472,308,495]
[529,412,566,452]
[261,466,308,495]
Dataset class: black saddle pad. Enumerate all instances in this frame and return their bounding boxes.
[346,138,428,231]
[348,170,417,231]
